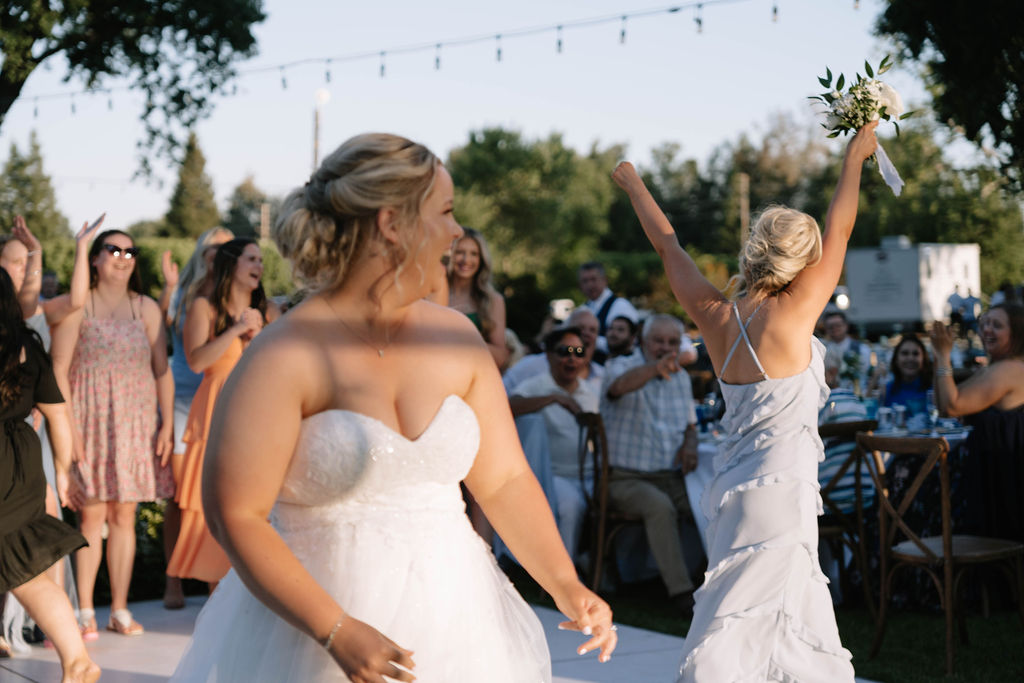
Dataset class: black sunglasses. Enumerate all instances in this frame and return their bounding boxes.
[553,345,585,359]
[102,243,140,259]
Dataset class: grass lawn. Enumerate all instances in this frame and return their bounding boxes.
[505,565,1024,683]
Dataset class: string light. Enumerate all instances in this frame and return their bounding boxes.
[108,94,113,110]
[772,3,778,22]
[70,95,76,114]
[33,98,38,118]
[854,0,860,8]
[14,1,764,114]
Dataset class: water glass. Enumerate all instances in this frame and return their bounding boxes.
[877,407,894,432]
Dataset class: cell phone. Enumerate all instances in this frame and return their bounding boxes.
[88,213,106,232]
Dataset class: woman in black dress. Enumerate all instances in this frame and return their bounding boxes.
[0,268,99,683]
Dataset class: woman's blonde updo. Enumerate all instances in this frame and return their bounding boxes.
[272,133,439,292]
[731,205,822,297]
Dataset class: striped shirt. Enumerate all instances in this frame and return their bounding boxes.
[600,351,697,472]
[818,388,873,514]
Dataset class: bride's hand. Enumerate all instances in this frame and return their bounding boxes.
[554,582,618,663]
[326,616,415,682]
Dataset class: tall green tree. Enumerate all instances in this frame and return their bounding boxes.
[0,1,265,174]
[447,128,617,297]
[164,132,219,238]
[0,131,70,241]
[875,0,1024,188]
[222,175,268,237]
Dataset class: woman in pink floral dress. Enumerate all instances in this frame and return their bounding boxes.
[51,229,174,639]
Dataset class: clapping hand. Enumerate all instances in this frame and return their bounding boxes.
[327,616,415,682]
[929,320,954,360]
[554,583,618,664]
[239,307,264,341]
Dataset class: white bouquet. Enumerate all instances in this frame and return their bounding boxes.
[810,57,914,196]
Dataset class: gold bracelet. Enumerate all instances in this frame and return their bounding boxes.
[321,614,346,651]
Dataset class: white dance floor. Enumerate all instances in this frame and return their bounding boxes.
[0,597,881,682]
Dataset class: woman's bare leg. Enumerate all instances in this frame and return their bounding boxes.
[75,502,106,612]
[106,501,138,613]
[11,573,100,683]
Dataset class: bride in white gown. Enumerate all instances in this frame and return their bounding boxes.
[612,122,878,682]
[171,133,616,682]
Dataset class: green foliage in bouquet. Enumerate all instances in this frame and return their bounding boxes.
[809,57,915,138]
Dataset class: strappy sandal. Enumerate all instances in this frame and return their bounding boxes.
[106,608,144,636]
[78,608,99,642]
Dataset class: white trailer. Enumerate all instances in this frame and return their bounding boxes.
[844,236,981,327]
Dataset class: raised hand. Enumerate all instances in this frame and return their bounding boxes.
[929,320,955,360]
[554,582,618,663]
[611,161,644,195]
[847,120,879,163]
[327,616,416,682]
[161,250,180,290]
[75,213,105,247]
[12,215,41,253]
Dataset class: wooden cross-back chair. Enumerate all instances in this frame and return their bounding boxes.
[817,419,877,617]
[856,433,1024,676]
[576,412,642,592]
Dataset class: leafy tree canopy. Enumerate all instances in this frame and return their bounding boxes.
[0,0,265,174]
[0,131,69,242]
[164,132,219,238]
[875,0,1024,188]
[223,175,269,237]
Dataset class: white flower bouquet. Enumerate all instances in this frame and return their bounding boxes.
[810,57,914,196]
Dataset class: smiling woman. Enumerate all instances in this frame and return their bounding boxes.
[447,227,509,368]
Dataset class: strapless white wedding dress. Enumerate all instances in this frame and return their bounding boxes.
[171,395,550,682]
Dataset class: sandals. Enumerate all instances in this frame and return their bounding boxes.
[79,608,99,642]
[106,608,144,636]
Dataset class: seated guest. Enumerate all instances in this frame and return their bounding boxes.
[509,327,599,562]
[605,314,638,360]
[931,303,1024,544]
[601,314,700,615]
[819,348,871,602]
[881,334,932,416]
[503,308,603,393]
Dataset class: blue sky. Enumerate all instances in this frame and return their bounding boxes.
[1,0,931,230]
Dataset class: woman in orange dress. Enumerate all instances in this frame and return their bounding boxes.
[166,238,271,588]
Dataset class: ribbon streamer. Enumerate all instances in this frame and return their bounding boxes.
[875,143,904,196]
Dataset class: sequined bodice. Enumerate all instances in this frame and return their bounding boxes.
[273,395,480,521]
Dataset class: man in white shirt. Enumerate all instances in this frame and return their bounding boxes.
[509,326,600,561]
[823,310,872,391]
[578,262,641,361]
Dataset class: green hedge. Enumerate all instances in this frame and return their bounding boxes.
[39,237,296,299]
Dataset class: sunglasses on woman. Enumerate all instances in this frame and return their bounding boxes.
[553,345,586,359]
[102,244,140,259]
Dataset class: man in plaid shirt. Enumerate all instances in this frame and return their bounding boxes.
[601,314,700,615]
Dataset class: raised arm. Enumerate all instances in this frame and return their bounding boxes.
[11,216,42,318]
[786,122,878,319]
[611,163,722,323]
[463,349,616,662]
[49,309,84,461]
[929,321,1024,416]
[43,215,105,326]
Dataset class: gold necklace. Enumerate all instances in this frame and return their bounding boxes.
[322,296,397,358]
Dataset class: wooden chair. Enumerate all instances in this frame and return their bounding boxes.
[856,433,1024,676]
[817,419,878,617]
[576,412,641,592]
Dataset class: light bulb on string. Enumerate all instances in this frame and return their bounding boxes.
[695,4,703,34]
[380,51,386,78]
[70,96,76,114]
[33,99,38,118]
[108,93,113,110]
[495,34,502,62]
[620,16,627,44]
[854,0,860,8]
[556,26,563,54]
[435,44,441,70]
[280,67,287,90]
[772,3,778,22]
[325,59,332,83]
